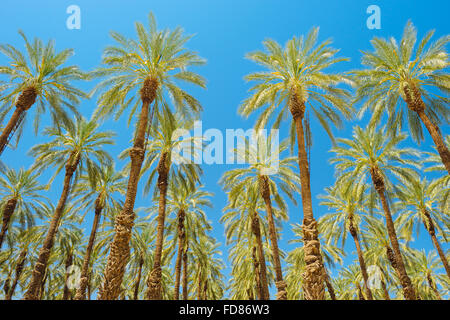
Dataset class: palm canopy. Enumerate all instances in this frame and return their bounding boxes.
[396,177,449,240]
[92,12,206,124]
[165,176,212,239]
[221,189,276,244]
[353,21,450,142]
[318,183,367,248]
[71,163,126,216]
[330,125,420,193]
[29,117,115,183]
[220,135,301,211]
[239,27,353,144]
[0,166,48,228]
[138,107,202,197]
[0,31,87,137]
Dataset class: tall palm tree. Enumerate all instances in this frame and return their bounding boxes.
[190,235,225,300]
[319,184,374,299]
[0,31,87,155]
[221,189,273,300]
[164,176,212,300]
[240,29,353,299]
[404,249,445,300]
[72,165,126,300]
[92,12,205,300]
[23,118,114,299]
[396,177,450,277]
[353,21,450,173]
[0,226,40,299]
[0,166,47,249]
[138,108,201,300]
[331,126,418,299]
[221,135,300,299]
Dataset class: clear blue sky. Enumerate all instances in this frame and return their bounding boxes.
[0,0,448,295]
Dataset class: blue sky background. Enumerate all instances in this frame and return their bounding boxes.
[0,0,448,297]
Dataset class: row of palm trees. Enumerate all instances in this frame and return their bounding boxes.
[0,13,448,299]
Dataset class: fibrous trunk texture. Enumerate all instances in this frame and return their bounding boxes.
[0,87,37,156]
[5,249,27,300]
[251,211,270,299]
[289,87,325,300]
[259,175,287,300]
[0,198,18,250]
[147,151,170,300]
[348,215,373,300]
[133,257,144,300]
[24,153,80,300]
[182,246,188,300]
[174,209,186,300]
[74,198,103,300]
[370,166,416,300]
[99,77,158,300]
[403,85,450,174]
[422,209,450,278]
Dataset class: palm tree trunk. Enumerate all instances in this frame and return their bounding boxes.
[0,198,18,250]
[381,278,390,300]
[6,249,27,300]
[100,77,158,300]
[133,257,144,300]
[422,209,450,278]
[251,211,270,300]
[348,216,373,299]
[202,280,208,300]
[259,175,287,300]
[174,209,186,300]
[404,86,450,174]
[426,273,442,300]
[323,267,336,300]
[74,199,103,300]
[370,166,416,300]
[147,151,170,300]
[3,270,11,297]
[289,89,325,300]
[62,252,73,300]
[357,283,365,300]
[39,269,48,300]
[24,153,80,300]
[251,245,262,300]
[0,87,37,156]
[197,268,202,300]
[182,246,188,300]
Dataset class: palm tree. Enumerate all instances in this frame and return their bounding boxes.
[353,21,450,173]
[331,125,419,299]
[164,175,212,300]
[0,166,47,249]
[23,118,114,299]
[240,29,353,299]
[396,177,450,277]
[220,135,300,299]
[92,12,205,300]
[72,165,126,300]
[0,226,40,299]
[138,108,201,300]
[319,184,374,299]
[190,236,225,300]
[404,249,445,300]
[0,31,87,155]
[222,189,274,300]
